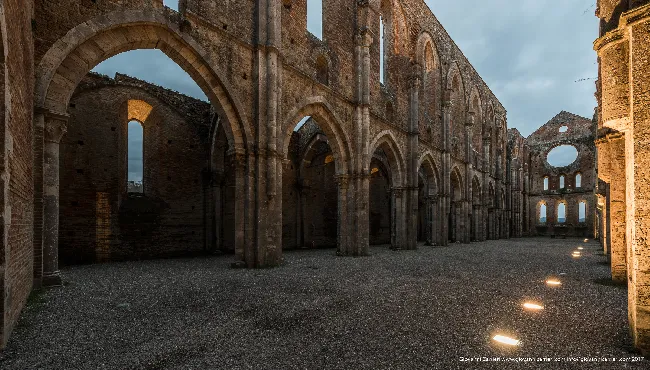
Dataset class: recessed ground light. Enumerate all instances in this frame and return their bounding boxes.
[572,252,582,258]
[577,247,584,250]
[523,302,544,311]
[584,239,589,242]
[493,335,521,346]
[546,279,562,286]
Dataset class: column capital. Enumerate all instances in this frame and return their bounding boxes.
[44,118,68,144]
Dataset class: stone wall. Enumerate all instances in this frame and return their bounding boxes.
[0,0,36,347]
[60,73,211,264]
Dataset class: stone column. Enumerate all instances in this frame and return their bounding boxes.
[213,170,224,252]
[607,133,626,283]
[42,115,67,287]
[390,187,405,250]
[405,66,421,250]
[441,91,452,246]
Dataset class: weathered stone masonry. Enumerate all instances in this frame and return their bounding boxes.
[525,111,597,239]
[595,0,650,355]
[0,0,550,347]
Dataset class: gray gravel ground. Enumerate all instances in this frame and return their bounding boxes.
[0,238,647,369]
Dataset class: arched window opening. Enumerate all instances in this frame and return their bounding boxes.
[557,202,566,224]
[579,201,586,222]
[560,175,565,189]
[307,0,323,40]
[380,16,385,84]
[163,0,179,11]
[315,55,328,85]
[539,203,547,223]
[575,173,582,188]
[543,176,549,190]
[127,120,144,193]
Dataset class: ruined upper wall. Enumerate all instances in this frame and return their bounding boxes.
[76,72,212,134]
[527,111,595,147]
[597,0,650,34]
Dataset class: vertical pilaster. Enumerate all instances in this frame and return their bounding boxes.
[441,90,451,246]
[405,65,420,250]
[42,114,67,287]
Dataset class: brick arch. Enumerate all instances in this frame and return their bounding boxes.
[415,32,439,72]
[450,165,464,201]
[369,130,405,187]
[418,151,440,195]
[446,61,465,96]
[34,9,250,152]
[471,175,482,204]
[281,97,351,175]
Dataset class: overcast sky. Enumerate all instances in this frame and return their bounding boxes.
[94,0,599,154]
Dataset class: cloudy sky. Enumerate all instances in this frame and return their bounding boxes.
[94,0,599,154]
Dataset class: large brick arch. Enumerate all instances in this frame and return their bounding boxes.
[418,151,440,195]
[368,130,406,187]
[34,8,250,151]
[281,97,352,176]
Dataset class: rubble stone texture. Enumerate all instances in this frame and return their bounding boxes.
[595,0,650,355]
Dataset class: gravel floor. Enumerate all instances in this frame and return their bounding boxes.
[0,238,647,369]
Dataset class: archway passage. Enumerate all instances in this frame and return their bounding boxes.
[448,168,463,243]
[282,118,338,250]
[471,176,481,241]
[369,153,392,246]
[417,156,440,246]
[35,11,253,282]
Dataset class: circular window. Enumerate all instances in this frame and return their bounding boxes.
[547,145,578,167]
[559,126,568,133]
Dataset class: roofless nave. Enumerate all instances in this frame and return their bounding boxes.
[1,0,648,358]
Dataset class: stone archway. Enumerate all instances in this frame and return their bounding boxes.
[449,166,464,243]
[368,131,406,250]
[33,9,252,284]
[418,152,441,246]
[471,175,482,241]
[280,100,353,254]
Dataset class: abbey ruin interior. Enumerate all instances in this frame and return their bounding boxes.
[0,0,649,363]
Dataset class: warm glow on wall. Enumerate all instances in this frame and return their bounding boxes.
[371,167,379,175]
[324,154,334,164]
[127,99,153,123]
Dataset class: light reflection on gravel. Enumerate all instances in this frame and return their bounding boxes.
[0,238,647,369]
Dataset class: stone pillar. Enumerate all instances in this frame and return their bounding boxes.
[390,187,405,250]
[441,91,452,246]
[405,66,421,250]
[42,115,67,287]
[608,133,626,283]
[212,170,224,252]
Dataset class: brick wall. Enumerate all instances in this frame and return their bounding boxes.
[1,0,35,347]
[59,73,211,264]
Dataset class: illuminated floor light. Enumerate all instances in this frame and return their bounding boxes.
[493,335,521,346]
[546,279,562,286]
[577,247,584,250]
[584,239,589,242]
[523,302,544,311]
